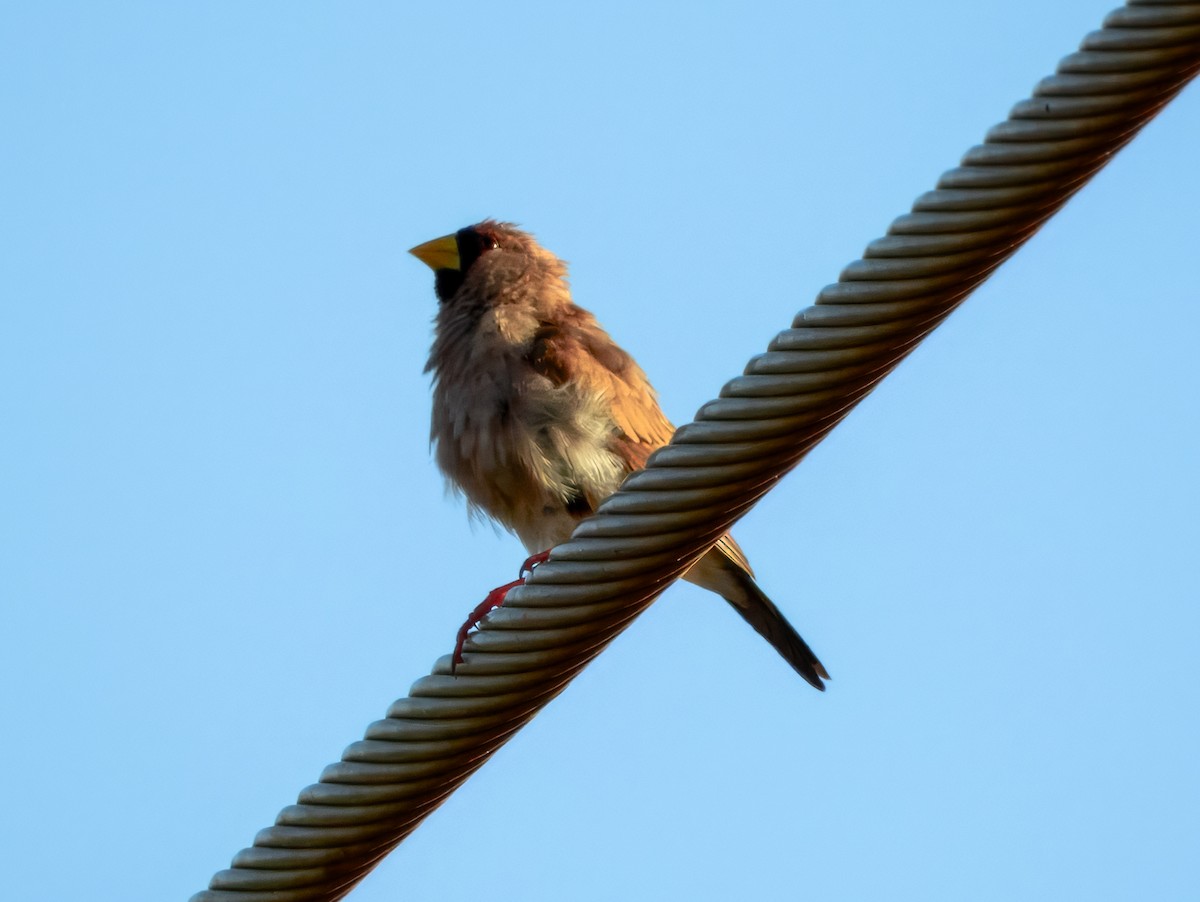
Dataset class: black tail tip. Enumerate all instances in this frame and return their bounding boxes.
[802,661,831,692]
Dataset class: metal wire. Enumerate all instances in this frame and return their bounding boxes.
[192,3,1200,899]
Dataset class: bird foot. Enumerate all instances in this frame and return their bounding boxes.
[519,549,551,577]
[451,550,552,672]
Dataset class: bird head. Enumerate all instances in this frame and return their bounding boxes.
[409,220,567,307]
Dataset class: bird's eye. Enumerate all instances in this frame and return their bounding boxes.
[456,226,501,273]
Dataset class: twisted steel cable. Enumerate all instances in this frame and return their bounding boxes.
[194,3,1200,900]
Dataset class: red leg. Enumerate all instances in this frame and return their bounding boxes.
[451,578,522,671]
[519,549,551,577]
[452,550,552,672]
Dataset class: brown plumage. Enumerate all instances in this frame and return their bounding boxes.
[411,220,829,690]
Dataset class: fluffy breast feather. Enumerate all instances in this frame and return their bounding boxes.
[428,304,626,551]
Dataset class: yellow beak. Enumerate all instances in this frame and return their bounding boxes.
[408,234,461,271]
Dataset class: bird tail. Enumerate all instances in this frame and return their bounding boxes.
[725,571,830,691]
[685,539,830,691]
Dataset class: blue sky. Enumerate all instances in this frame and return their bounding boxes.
[3,2,1198,900]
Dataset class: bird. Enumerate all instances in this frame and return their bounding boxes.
[410,220,829,690]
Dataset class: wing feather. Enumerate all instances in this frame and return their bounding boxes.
[524,307,759,583]
[526,304,674,485]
